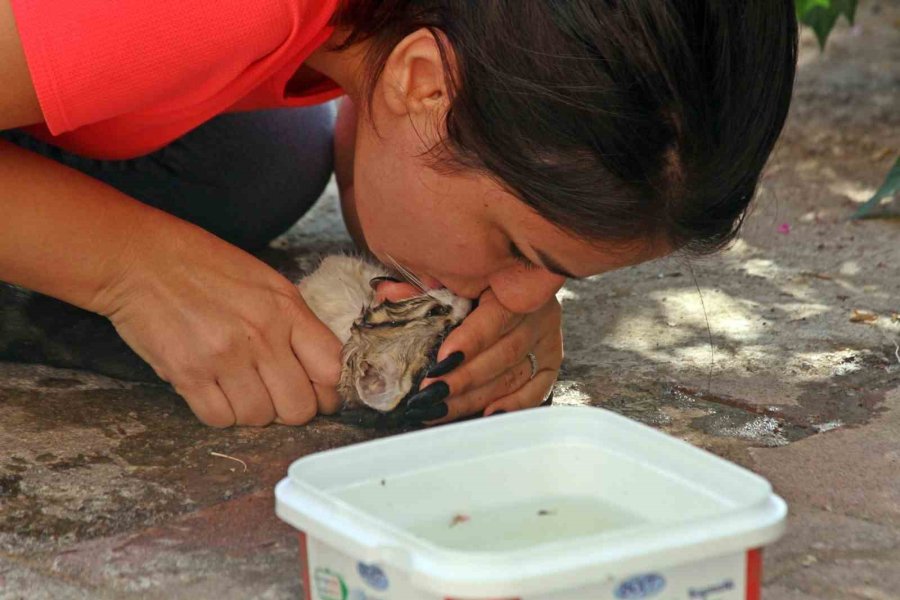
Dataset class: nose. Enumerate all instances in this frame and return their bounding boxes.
[373,281,425,304]
[488,268,565,314]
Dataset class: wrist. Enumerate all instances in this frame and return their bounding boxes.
[86,210,202,318]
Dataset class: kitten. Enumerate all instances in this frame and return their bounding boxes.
[298,255,471,412]
[0,255,471,415]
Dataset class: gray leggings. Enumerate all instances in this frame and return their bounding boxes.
[2,103,337,251]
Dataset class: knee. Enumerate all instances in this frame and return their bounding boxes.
[225,103,337,250]
[273,102,337,211]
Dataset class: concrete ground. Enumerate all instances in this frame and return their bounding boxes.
[1,4,898,599]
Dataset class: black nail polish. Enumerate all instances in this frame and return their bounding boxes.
[426,351,465,378]
[541,392,554,407]
[490,410,507,416]
[405,402,449,423]
[406,381,450,409]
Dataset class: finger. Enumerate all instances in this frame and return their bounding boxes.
[431,330,561,423]
[482,369,558,417]
[218,368,276,426]
[290,313,343,415]
[428,357,537,424]
[173,380,236,428]
[313,380,342,416]
[431,288,523,366]
[258,351,317,425]
[422,296,562,398]
[422,314,536,398]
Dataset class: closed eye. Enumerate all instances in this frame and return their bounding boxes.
[426,305,452,318]
[509,241,540,270]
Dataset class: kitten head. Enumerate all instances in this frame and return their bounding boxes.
[339,289,471,413]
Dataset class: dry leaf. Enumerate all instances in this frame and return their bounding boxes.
[850,309,878,323]
[871,147,893,162]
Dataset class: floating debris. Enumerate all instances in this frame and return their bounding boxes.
[537,509,556,516]
[449,514,470,527]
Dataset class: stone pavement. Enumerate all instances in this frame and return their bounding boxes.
[1,4,898,599]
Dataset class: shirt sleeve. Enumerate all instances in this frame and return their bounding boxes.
[9,0,298,135]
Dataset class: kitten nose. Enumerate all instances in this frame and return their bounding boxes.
[374,281,424,304]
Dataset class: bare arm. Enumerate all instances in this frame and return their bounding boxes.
[0,0,41,129]
[0,139,181,313]
[0,0,136,307]
[0,0,171,311]
[0,138,344,426]
[0,0,343,427]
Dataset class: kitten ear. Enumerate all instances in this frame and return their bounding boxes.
[355,360,405,412]
[358,361,386,396]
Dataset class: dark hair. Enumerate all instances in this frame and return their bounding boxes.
[334,1,798,255]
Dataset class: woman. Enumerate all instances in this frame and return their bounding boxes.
[0,1,798,427]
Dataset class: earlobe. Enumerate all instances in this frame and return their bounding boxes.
[381,28,451,119]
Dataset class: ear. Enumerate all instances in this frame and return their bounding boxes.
[355,360,405,412]
[380,28,452,126]
[358,361,387,397]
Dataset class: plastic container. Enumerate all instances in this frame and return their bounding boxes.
[275,406,786,600]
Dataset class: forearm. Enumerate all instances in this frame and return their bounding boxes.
[0,139,197,314]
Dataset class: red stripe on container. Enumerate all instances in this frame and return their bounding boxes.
[746,548,762,600]
[299,532,312,600]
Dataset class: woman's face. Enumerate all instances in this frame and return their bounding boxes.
[351,111,665,314]
[339,29,667,314]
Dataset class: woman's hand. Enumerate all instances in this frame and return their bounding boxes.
[406,289,562,424]
[94,217,343,427]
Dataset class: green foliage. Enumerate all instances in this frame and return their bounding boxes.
[796,0,858,48]
[795,1,897,218]
[851,158,900,220]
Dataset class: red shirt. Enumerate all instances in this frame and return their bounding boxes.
[10,0,343,160]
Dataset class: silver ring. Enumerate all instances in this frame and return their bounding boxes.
[527,352,538,379]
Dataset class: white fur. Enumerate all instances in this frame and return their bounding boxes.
[297,255,390,344]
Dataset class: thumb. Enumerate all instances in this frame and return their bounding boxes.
[290,306,344,414]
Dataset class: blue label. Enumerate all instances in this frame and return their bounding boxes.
[615,573,666,599]
[356,562,389,591]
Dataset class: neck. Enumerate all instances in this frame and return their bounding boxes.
[305,28,368,101]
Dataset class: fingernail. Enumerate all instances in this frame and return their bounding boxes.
[489,409,507,416]
[426,351,465,378]
[405,402,449,423]
[541,392,554,406]
[406,381,450,409]
[369,276,402,290]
